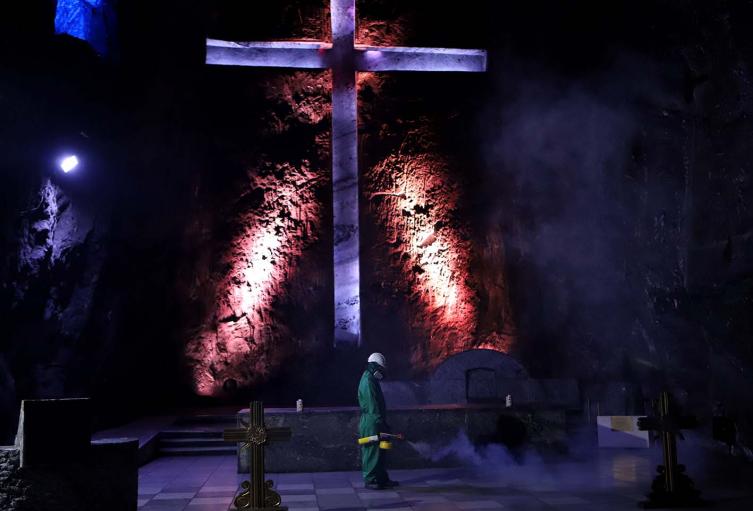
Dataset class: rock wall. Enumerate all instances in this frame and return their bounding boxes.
[0,0,752,451]
[480,0,753,447]
[183,156,327,396]
[0,173,107,437]
[0,449,24,511]
[0,442,137,511]
[179,1,517,393]
[365,152,515,371]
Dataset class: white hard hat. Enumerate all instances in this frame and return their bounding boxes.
[368,352,387,369]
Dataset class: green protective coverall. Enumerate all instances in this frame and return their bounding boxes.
[358,362,391,484]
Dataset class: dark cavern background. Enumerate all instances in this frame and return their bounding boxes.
[1,0,751,457]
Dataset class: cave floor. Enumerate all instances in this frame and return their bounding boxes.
[137,449,753,510]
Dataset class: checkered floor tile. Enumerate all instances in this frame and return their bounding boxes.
[136,452,753,510]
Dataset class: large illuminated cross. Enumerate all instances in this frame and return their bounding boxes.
[206,0,487,346]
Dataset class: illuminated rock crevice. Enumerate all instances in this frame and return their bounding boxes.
[366,152,515,372]
[185,160,324,397]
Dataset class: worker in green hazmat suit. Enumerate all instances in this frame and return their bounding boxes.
[358,352,399,489]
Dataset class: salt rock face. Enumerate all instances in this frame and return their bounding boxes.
[261,71,331,131]
[183,8,514,393]
[16,179,92,301]
[366,152,515,371]
[185,160,324,397]
[184,64,332,396]
[1,177,105,440]
[0,355,16,442]
[182,15,411,395]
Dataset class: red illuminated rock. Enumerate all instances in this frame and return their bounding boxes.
[366,152,515,372]
[185,161,323,396]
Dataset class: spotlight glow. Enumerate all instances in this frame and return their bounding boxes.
[60,155,79,173]
[185,160,324,397]
[367,152,516,371]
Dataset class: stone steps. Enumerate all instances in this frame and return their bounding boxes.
[160,429,228,438]
[157,431,236,457]
[161,436,229,448]
[159,445,236,456]
[157,414,239,457]
[172,414,237,426]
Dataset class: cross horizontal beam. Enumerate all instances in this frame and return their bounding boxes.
[357,46,486,72]
[223,427,292,443]
[207,40,328,69]
[223,430,244,442]
[206,40,487,72]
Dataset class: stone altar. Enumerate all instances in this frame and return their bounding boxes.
[236,404,567,473]
[230,350,579,473]
[380,350,581,409]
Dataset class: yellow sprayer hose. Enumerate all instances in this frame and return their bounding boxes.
[358,433,401,449]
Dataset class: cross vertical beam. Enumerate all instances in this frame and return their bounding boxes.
[658,393,678,495]
[637,392,704,508]
[330,0,360,346]
[250,402,265,509]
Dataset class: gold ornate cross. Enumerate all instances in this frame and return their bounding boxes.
[637,391,703,508]
[224,401,292,510]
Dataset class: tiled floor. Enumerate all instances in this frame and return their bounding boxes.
[137,450,753,510]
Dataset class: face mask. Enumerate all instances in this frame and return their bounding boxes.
[373,370,384,380]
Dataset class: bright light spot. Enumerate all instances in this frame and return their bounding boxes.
[60,155,79,173]
[240,228,282,314]
[186,160,323,397]
[372,153,517,370]
[397,177,470,321]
